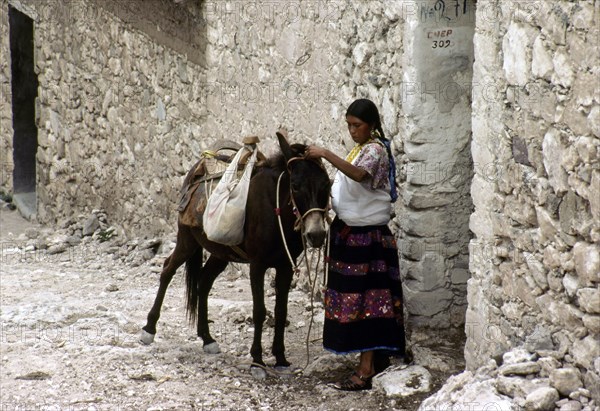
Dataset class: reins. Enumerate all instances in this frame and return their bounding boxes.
[274,156,332,371]
[275,171,300,273]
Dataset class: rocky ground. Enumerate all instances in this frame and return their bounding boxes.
[0,204,466,411]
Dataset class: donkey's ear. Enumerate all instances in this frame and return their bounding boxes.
[276,129,293,161]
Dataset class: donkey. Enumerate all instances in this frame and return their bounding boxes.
[140,132,331,372]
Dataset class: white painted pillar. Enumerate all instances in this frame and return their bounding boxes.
[399,0,476,328]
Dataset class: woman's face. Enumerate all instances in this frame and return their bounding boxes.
[346,115,372,145]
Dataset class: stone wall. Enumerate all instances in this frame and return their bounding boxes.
[199,1,405,162]
[467,0,599,397]
[200,1,473,329]
[195,0,346,190]
[0,0,15,189]
[0,0,478,329]
[1,0,472,328]
[0,0,207,236]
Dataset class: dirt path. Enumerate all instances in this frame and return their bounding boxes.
[0,208,464,410]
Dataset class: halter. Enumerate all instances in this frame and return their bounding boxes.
[284,157,330,230]
[274,157,330,272]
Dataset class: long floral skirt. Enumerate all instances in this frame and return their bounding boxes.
[323,217,405,354]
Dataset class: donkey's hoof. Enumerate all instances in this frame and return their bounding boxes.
[139,330,155,345]
[250,365,267,380]
[203,342,221,354]
[274,366,295,379]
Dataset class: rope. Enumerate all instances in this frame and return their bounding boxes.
[303,245,321,370]
[249,362,296,377]
[275,172,299,273]
[293,207,328,231]
[202,150,218,158]
[275,170,327,272]
[274,165,332,373]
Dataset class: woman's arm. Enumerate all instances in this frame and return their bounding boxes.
[305,145,369,182]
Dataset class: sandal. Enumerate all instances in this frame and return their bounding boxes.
[330,371,373,391]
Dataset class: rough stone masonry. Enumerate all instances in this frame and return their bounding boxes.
[0,0,473,331]
[459,0,599,407]
[0,0,598,407]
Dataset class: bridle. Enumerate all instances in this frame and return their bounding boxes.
[274,156,330,272]
[287,157,331,231]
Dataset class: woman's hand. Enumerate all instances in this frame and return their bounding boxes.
[304,145,328,160]
[304,145,369,183]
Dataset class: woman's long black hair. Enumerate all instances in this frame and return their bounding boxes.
[346,98,398,203]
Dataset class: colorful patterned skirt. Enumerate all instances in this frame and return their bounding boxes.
[323,217,405,354]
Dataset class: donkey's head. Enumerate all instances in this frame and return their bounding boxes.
[277,131,331,248]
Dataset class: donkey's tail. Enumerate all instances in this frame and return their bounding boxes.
[185,248,203,325]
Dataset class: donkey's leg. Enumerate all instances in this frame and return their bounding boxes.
[272,265,293,367]
[249,263,268,367]
[141,225,198,344]
[197,255,228,354]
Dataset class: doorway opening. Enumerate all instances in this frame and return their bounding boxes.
[9,5,38,219]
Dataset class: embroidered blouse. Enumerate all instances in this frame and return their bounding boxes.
[353,141,391,190]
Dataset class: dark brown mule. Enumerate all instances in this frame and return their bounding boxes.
[140,132,331,372]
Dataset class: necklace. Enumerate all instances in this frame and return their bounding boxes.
[345,139,374,163]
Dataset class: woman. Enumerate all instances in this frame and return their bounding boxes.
[305,98,406,391]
